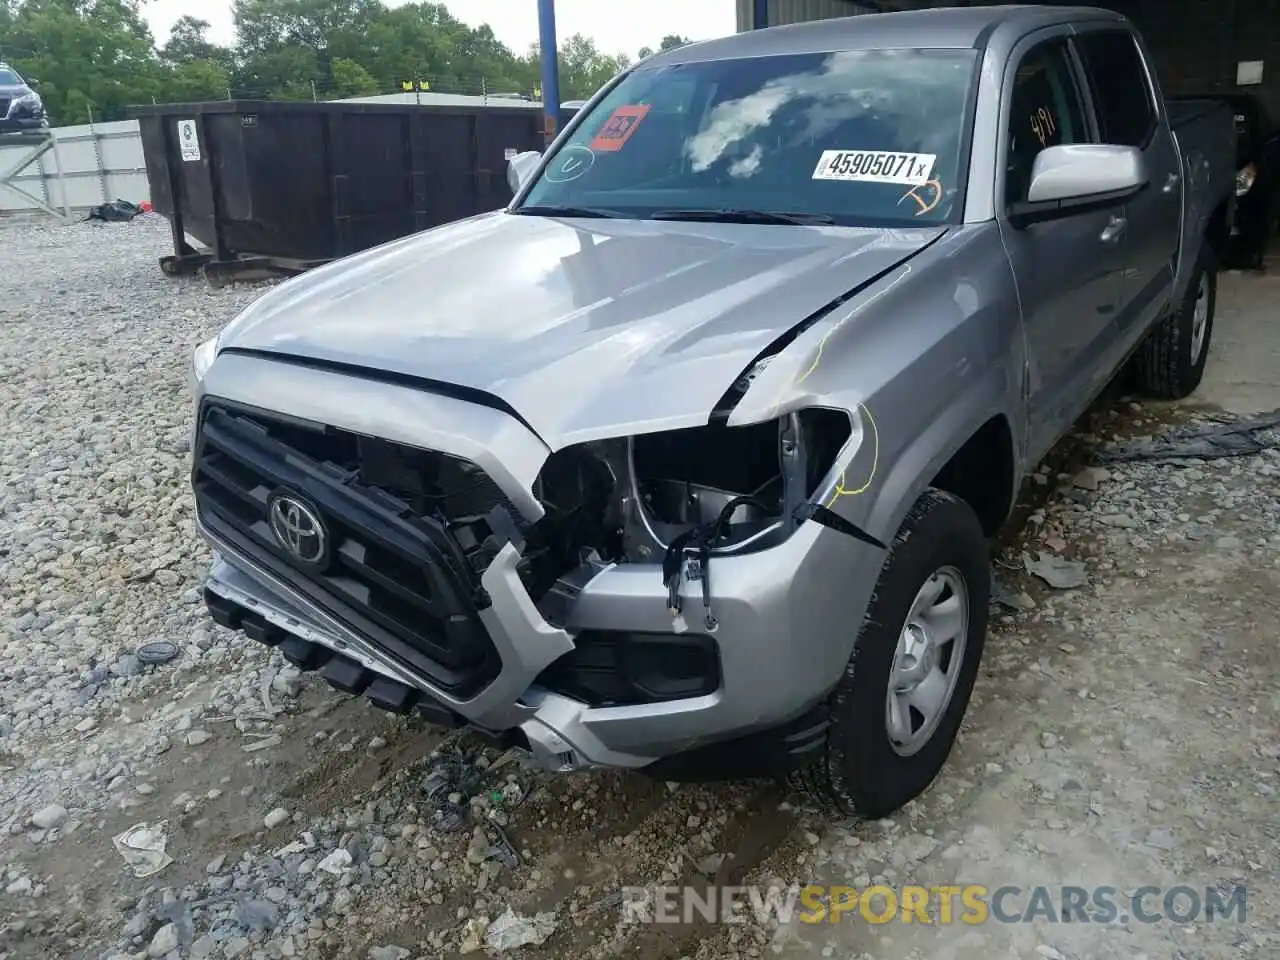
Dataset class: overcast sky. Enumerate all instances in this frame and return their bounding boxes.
[142,0,738,58]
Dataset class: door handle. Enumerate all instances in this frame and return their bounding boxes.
[1100,216,1127,243]
[1163,172,1181,193]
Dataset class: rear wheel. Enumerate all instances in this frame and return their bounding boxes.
[1132,248,1216,399]
[796,489,989,818]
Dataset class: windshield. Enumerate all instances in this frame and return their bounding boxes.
[0,70,22,86]
[518,48,978,227]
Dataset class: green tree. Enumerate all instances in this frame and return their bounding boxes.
[3,0,667,115]
[558,33,627,100]
[232,0,381,57]
[162,15,219,63]
[639,35,690,60]
[329,56,378,96]
[234,43,320,98]
[167,59,231,102]
[4,0,167,122]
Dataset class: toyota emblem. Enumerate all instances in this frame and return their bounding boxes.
[268,493,328,566]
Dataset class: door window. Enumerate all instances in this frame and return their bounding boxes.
[1075,30,1157,147]
[1005,39,1090,204]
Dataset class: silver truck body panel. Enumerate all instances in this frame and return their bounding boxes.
[214,216,946,448]
[190,5,1236,772]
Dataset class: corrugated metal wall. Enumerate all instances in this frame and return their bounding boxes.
[735,0,874,31]
[740,0,1280,117]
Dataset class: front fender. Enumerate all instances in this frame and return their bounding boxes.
[729,223,1025,552]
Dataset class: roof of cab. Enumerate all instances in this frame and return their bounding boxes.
[649,5,1126,63]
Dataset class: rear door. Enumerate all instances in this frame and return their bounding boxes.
[1073,26,1182,356]
[997,32,1126,462]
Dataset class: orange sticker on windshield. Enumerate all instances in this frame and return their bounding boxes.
[590,104,651,152]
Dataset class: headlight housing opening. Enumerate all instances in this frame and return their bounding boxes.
[515,410,855,625]
[629,408,854,552]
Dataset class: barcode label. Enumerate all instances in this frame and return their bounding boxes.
[812,150,936,185]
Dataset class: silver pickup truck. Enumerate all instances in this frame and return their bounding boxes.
[189,5,1234,817]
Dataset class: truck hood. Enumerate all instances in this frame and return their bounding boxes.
[217,211,944,446]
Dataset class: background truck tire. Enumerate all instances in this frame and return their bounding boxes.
[796,488,989,819]
[1133,248,1217,399]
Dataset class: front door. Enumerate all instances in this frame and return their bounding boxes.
[997,34,1127,462]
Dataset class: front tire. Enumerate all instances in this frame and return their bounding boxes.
[1133,248,1217,399]
[797,489,989,818]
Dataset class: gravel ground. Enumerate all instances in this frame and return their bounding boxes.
[1,217,1277,960]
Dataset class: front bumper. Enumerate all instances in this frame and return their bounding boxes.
[0,116,44,132]
[202,508,874,772]
[194,354,881,771]
[0,102,44,132]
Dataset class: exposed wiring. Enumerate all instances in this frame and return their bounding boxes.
[661,493,773,629]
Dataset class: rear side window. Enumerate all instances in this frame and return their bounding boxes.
[1076,30,1157,147]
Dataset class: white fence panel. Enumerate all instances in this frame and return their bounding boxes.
[0,119,149,217]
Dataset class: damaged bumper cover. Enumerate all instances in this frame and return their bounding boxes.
[194,354,885,773]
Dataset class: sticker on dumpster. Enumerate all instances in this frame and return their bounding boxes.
[177,120,201,162]
[589,104,651,152]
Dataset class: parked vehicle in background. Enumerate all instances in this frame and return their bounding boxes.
[187,6,1235,819]
[0,63,47,133]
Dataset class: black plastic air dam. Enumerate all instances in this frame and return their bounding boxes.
[204,588,466,727]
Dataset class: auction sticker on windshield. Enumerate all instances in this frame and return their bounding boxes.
[813,150,936,185]
[590,104,651,152]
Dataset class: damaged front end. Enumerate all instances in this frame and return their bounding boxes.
[194,360,876,774]
[507,408,855,631]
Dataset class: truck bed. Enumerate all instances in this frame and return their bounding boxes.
[1167,98,1237,300]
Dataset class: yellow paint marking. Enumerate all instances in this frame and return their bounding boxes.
[826,400,880,506]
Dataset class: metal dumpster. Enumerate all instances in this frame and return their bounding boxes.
[133,99,544,284]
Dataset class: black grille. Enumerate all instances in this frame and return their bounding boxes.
[0,99,10,118]
[193,402,506,696]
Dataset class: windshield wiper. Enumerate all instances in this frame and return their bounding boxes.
[651,208,835,226]
[512,204,620,219]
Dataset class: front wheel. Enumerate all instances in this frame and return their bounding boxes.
[796,489,989,818]
[1132,248,1217,399]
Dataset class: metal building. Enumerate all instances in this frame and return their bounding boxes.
[737,0,1280,115]
[734,0,874,29]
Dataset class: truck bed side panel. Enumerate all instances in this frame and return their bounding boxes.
[1168,99,1237,301]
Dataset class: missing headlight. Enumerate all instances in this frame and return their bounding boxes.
[632,409,852,553]
[634,418,783,534]
[629,411,850,627]
[516,410,851,627]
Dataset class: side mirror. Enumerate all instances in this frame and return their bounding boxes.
[27,78,39,90]
[507,150,542,195]
[1012,144,1148,225]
